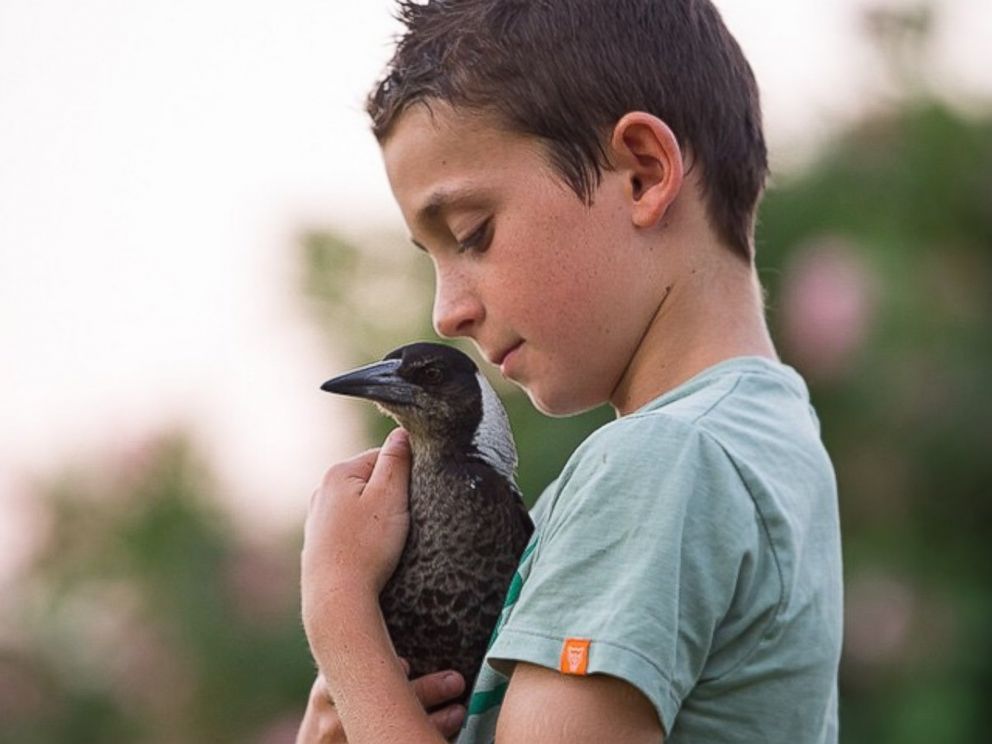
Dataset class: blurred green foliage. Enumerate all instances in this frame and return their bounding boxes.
[760,99,992,743]
[3,10,991,741]
[0,435,312,743]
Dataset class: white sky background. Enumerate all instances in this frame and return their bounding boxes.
[1,0,990,572]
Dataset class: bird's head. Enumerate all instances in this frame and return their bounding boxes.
[321,342,517,478]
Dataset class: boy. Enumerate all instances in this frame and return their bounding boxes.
[298,1,843,742]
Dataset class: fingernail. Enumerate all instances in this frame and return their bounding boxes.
[388,428,409,448]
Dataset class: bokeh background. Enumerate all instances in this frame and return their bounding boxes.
[2,1,991,742]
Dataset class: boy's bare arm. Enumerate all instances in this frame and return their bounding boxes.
[307,591,448,744]
[295,668,465,743]
[301,430,446,744]
[306,636,664,744]
[496,663,664,744]
[307,610,664,744]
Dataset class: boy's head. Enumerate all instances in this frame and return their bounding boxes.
[367,0,768,259]
[366,0,771,416]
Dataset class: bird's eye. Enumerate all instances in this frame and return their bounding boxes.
[422,366,443,385]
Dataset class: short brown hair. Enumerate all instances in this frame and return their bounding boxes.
[367,0,768,259]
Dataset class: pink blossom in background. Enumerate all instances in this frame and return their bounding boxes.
[843,572,916,671]
[0,653,46,724]
[780,237,877,382]
[842,570,957,690]
[61,581,195,719]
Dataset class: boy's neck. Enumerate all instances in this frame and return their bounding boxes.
[609,245,777,417]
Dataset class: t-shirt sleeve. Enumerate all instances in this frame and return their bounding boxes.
[486,414,767,734]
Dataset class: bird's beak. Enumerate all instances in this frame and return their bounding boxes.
[320,358,417,407]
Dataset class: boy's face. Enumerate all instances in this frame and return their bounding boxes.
[381,102,670,415]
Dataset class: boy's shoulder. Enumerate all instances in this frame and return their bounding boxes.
[560,355,821,482]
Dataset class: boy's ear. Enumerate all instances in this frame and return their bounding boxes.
[609,112,684,228]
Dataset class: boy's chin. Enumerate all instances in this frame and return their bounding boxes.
[523,383,607,419]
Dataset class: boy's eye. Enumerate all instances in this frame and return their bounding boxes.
[456,219,492,254]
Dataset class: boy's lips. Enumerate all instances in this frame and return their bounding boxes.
[488,340,523,368]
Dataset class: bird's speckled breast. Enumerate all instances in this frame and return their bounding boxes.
[379,447,532,699]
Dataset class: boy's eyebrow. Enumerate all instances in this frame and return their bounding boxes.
[415,185,488,226]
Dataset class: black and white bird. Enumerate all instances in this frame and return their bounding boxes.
[320,342,534,700]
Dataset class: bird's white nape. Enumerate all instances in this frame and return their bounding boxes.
[472,372,518,481]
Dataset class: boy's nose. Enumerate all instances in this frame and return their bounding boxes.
[432,272,484,339]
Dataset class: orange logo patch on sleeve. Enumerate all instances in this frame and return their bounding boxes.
[560,638,591,675]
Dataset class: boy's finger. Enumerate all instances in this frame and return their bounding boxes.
[411,670,465,708]
[428,704,466,738]
[346,447,380,483]
[363,428,411,504]
[318,448,379,493]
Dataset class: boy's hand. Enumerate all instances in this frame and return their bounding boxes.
[301,428,412,634]
[295,666,466,744]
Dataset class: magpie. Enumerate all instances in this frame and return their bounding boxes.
[320,342,534,702]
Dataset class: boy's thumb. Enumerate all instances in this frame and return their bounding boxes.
[365,428,411,500]
[382,427,409,456]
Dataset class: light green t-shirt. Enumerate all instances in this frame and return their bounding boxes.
[457,357,843,743]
